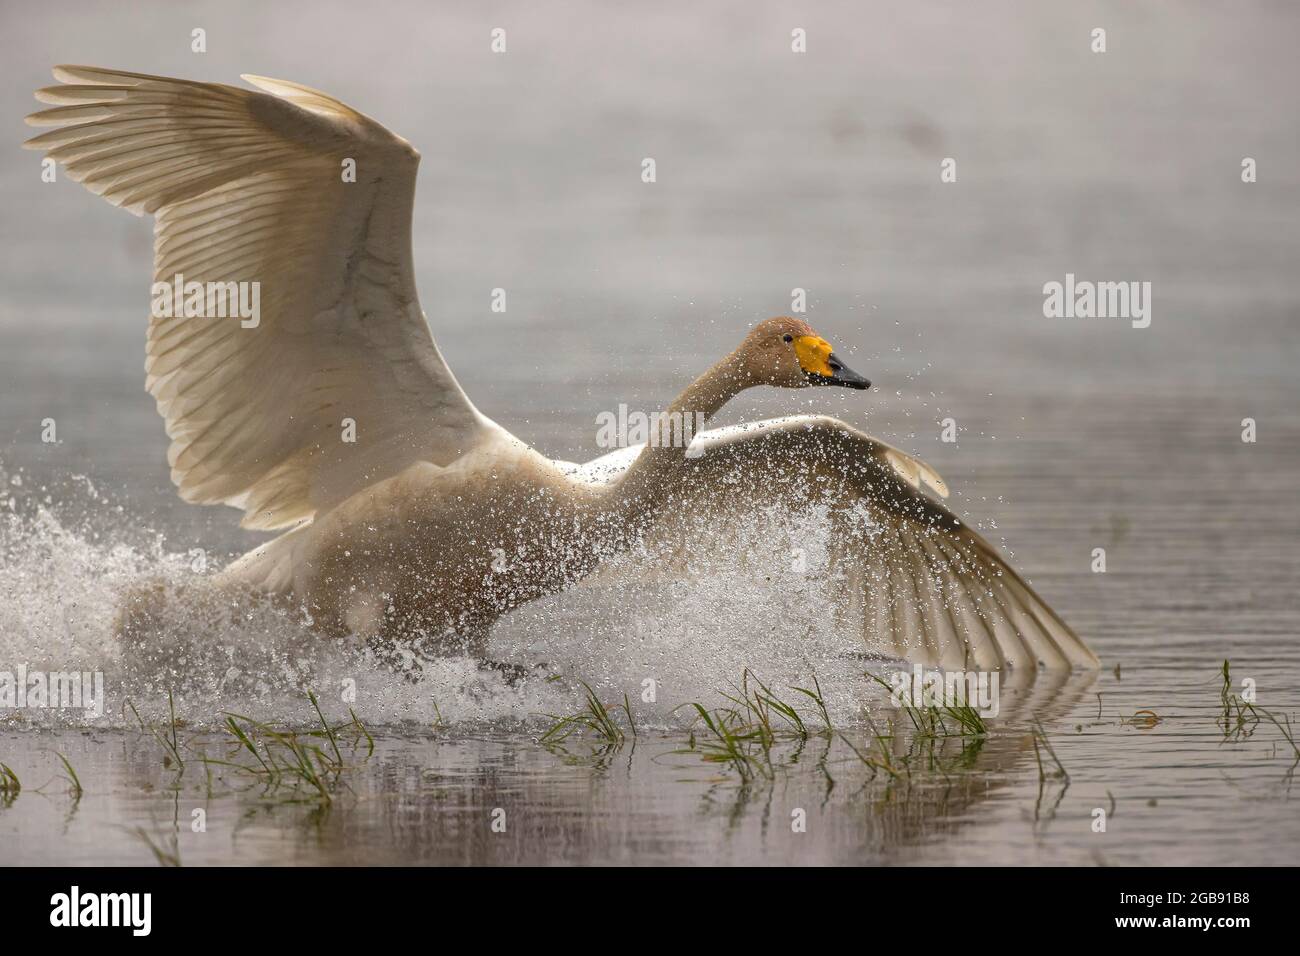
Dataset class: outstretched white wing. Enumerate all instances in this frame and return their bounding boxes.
[26,66,489,529]
[567,416,1098,670]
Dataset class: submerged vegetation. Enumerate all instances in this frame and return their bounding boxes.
[4,658,1297,867]
[207,693,376,803]
[0,762,19,804]
[1030,717,1069,782]
[126,691,185,770]
[669,671,837,781]
[865,671,988,740]
[541,679,637,745]
[120,687,378,805]
[1218,659,1299,765]
[537,667,997,788]
[54,751,82,798]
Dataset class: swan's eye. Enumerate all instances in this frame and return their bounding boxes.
[782,333,793,344]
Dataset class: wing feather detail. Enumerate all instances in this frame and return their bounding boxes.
[26,66,487,529]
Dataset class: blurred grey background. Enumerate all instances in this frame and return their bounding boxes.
[2,0,1298,572]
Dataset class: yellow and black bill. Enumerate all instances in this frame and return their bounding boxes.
[794,335,872,390]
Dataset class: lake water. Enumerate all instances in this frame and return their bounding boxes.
[0,0,1297,865]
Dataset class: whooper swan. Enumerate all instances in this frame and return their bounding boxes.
[25,67,1100,672]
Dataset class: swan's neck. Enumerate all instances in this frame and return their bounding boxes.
[609,349,748,510]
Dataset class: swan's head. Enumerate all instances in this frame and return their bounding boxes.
[741,316,871,391]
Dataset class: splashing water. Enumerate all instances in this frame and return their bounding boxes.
[0,460,889,733]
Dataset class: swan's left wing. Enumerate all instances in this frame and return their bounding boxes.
[25,67,489,530]
[569,416,1098,671]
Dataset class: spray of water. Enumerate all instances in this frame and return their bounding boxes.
[0,460,888,732]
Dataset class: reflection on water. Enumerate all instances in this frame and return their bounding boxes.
[2,665,1297,865]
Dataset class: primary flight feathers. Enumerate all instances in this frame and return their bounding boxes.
[26,66,485,530]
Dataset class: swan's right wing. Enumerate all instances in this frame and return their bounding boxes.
[572,416,1098,671]
[25,67,489,530]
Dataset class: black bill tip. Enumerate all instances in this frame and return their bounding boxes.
[808,352,871,390]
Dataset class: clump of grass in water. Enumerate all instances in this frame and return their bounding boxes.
[0,762,20,803]
[204,691,376,803]
[864,672,988,740]
[1030,717,1069,782]
[675,702,772,780]
[346,707,375,758]
[125,690,186,772]
[214,714,337,801]
[54,752,82,799]
[792,674,834,731]
[839,725,903,781]
[1218,660,1299,763]
[541,680,637,745]
[1219,659,1258,739]
[672,670,834,780]
[943,701,988,738]
[0,755,83,807]
[724,670,835,741]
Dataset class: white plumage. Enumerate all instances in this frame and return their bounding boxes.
[27,66,490,530]
[28,68,1099,671]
